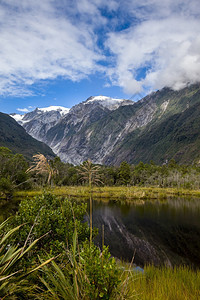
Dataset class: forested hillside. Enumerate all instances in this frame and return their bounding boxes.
[0,112,55,160]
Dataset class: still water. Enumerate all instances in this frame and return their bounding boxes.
[91,198,200,268]
[1,196,200,268]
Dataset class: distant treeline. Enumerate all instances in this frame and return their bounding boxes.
[1,146,200,197]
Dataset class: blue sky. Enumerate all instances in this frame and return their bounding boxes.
[0,0,200,114]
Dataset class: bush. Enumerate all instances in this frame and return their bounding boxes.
[0,177,13,197]
[80,242,120,299]
[39,233,121,300]
[11,193,90,256]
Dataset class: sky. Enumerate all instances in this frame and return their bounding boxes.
[0,0,200,114]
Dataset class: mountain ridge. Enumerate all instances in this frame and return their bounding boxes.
[0,112,55,160]
[9,84,200,165]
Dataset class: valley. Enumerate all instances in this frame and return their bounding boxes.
[1,84,200,299]
[10,83,200,165]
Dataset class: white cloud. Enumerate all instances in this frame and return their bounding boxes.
[0,0,200,97]
[17,108,29,112]
[106,1,200,94]
[0,0,103,96]
[113,0,200,21]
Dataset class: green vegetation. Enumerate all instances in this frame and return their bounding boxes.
[0,147,30,198]
[78,159,102,189]
[39,237,123,300]
[107,84,200,165]
[14,185,200,202]
[133,265,200,300]
[0,218,53,299]
[1,193,135,299]
[2,146,200,198]
[0,112,54,160]
[1,149,200,298]
[0,147,197,202]
[2,213,200,300]
[11,193,90,256]
[119,101,200,165]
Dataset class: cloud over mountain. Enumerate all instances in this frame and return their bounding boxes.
[0,0,199,97]
[107,16,200,94]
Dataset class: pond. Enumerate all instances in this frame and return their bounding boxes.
[1,195,200,268]
[90,197,200,268]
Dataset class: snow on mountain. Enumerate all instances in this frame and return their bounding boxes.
[86,96,125,103]
[10,113,24,123]
[10,114,27,125]
[10,105,70,143]
[10,95,134,163]
[84,96,134,110]
[10,106,70,125]
[37,106,70,116]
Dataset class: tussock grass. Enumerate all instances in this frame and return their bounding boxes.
[132,265,200,300]
[14,185,200,202]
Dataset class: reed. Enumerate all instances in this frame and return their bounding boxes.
[14,185,200,202]
[129,265,200,300]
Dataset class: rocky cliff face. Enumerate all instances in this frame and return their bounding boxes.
[11,97,134,164]
[10,84,200,165]
[11,106,70,142]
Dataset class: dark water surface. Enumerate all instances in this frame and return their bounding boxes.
[0,197,19,224]
[1,196,200,268]
[91,198,200,268]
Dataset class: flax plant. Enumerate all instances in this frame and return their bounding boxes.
[0,219,54,299]
[37,230,134,300]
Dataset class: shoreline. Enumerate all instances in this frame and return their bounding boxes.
[14,185,200,201]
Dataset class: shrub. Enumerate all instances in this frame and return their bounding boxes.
[39,232,121,300]
[80,242,120,299]
[11,193,90,256]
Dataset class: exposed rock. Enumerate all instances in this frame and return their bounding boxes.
[10,83,200,165]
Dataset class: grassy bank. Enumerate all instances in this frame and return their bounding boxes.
[131,265,200,300]
[14,185,200,201]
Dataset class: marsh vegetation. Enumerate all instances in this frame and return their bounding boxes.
[1,147,200,298]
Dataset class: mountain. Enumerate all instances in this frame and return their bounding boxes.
[11,85,200,165]
[111,99,200,165]
[10,97,134,164]
[83,96,133,110]
[11,106,70,143]
[0,112,55,160]
[106,83,200,165]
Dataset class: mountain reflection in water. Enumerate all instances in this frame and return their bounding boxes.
[1,195,200,268]
[91,198,200,268]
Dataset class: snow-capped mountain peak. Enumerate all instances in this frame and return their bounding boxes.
[84,96,133,110]
[10,95,134,159]
[37,106,70,116]
[10,113,24,123]
[86,96,124,103]
[10,105,70,125]
[10,105,70,142]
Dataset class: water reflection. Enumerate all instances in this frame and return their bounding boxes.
[92,198,200,268]
[1,195,200,268]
